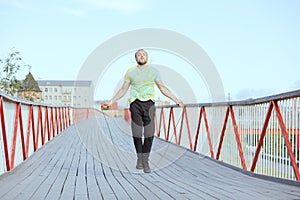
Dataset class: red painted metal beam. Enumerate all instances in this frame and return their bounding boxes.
[50,108,55,138]
[178,107,185,145]
[203,107,215,158]
[171,108,178,144]
[67,107,71,127]
[216,106,230,160]
[11,103,21,168]
[43,107,50,141]
[0,97,11,171]
[184,107,193,150]
[167,107,178,142]
[193,107,203,152]
[38,106,44,145]
[157,108,166,138]
[25,105,32,157]
[30,106,37,152]
[177,107,193,149]
[18,104,26,161]
[57,108,62,133]
[250,102,273,172]
[61,108,65,130]
[229,106,247,170]
[273,101,300,181]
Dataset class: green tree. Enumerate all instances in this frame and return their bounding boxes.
[0,50,22,96]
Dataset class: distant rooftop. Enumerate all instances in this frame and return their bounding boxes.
[37,80,92,87]
[19,72,42,92]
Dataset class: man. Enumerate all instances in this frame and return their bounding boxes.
[105,49,183,173]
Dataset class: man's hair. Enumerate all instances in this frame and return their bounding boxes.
[135,49,147,59]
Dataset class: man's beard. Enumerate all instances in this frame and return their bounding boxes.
[137,60,147,65]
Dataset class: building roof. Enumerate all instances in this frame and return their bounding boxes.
[19,72,42,92]
[37,80,92,87]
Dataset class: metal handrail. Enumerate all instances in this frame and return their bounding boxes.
[0,92,71,173]
[155,89,300,181]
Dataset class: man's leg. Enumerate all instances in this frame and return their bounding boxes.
[130,100,143,169]
[141,101,155,173]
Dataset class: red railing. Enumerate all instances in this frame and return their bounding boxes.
[155,89,300,181]
[72,107,104,123]
[0,92,71,174]
[0,89,107,175]
[3,87,298,182]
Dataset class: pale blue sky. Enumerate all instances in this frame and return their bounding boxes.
[1,0,299,102]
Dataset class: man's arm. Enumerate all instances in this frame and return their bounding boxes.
[155,80,184,107]
[104,81,130,108]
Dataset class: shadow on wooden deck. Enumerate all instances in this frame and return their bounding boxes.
[0,117,300,200]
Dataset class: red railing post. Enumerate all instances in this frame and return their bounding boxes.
[216,107,230,160]
[67,107,70,127]
[57,108,62,133]
[30,105,37,152]
[86,108,89,119]
[38,106,44,145]
[43,107,50,141]
[203,107,215,158]
[184,108,193,150]
[50,107,56,137]
[62,107,66,130]
[157,108,165,138]
[194,107,203,152]
[53,108,58,137]
[273,101,300,181]
[229,105,247,170]
[167,107,178,143]
[178,107,193,150]
[18,104,26,160]
[250,102,273,172]
[11,103,21,168]
[178,107,185,145]
[166,107,173,141]
[25,105,32,156]
[0,97,11,171]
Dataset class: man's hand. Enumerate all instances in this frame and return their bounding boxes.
[176,100,184,107]
[101,101,113,110]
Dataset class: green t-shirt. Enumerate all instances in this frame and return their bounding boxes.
[125,65,161,103]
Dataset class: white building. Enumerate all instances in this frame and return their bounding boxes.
[37,80,94,107]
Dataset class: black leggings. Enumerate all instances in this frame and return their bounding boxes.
[129,99,155,154]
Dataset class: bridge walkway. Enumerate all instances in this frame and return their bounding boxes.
[0,117,299,200]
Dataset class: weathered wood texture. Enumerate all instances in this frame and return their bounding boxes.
[0,117,300,200]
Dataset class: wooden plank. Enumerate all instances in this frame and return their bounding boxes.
[94,126,132,200]
[1,118,300,200]
[85,127,104,200]
[156,161,236,199]
[0,130,68,196]
[74,142,88,199]
[90,127,118,200]
[59,133,82,199]
[130,173,178,200]
[98,117,300,199]
[153,145,263,199]
[45,135,81,200]
[32,130,80,199]
[101,118,208,199]
[12,132,76,199]
[0,131,72,199]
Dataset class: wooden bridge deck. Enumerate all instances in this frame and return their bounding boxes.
[0,117,300,200]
